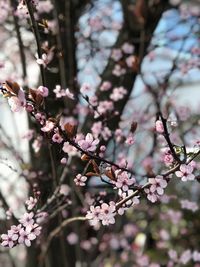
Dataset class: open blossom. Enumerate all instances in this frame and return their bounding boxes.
[25,197,37,210]
[86,205,101,226]
[1,231,18,248]
[86,202,116,226]
[19,212,34,227]
[52,133,63,143]
[97,101,114,115]
[148,175,167,195]
[144,188,158,203]
[18,228,36,247]
[114,170,135,191]
[41,120,55,132]
[99,202,116,226]
[74,174,87,186]
[110,86,127,101]
[78,133,99,152]
[175,164,195,181]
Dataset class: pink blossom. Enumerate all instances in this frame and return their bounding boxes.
[52,133,63,143]
[125,135,135,145]
[19,212,34,227]
[18,228,36,247]
[148,175,167,196]
[1,231,18,248]
[86,205,101,226]
[97,100,114,115]
[62,142,79,157]
[99,202,116,226]
[60,157,67,164]
[175,164,195,181]
[37,86,49,97]
[26,224,41,238]
[144,188,158,203]
[36,53,53,68]
[25,197,37,210]
[78,133,99,152]
[41,120,55,132]
[110,86,127,101]
[155,120,164,134]
[114,170,135,191]
[74,174,87,186]
[36,0,53,13]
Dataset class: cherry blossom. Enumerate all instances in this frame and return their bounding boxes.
[114,170,135,191]
[41,120,55,132]
[37,86,49,97]
[18,228,36,247]
[110,86,127,101]
[19,212,34,227]
[78,133,99,152]
[52,133,63,143]
[25,197,37,210]
[1,231,18,248]
[175,164,195,181]
[74,174,87,186]
[62,142,79,157]
[148,175,168,195]
[99,202,116,226]
[86,205,101,226]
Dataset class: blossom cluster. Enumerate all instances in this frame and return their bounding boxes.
[86,202,116,226]
[1,212,41,248]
